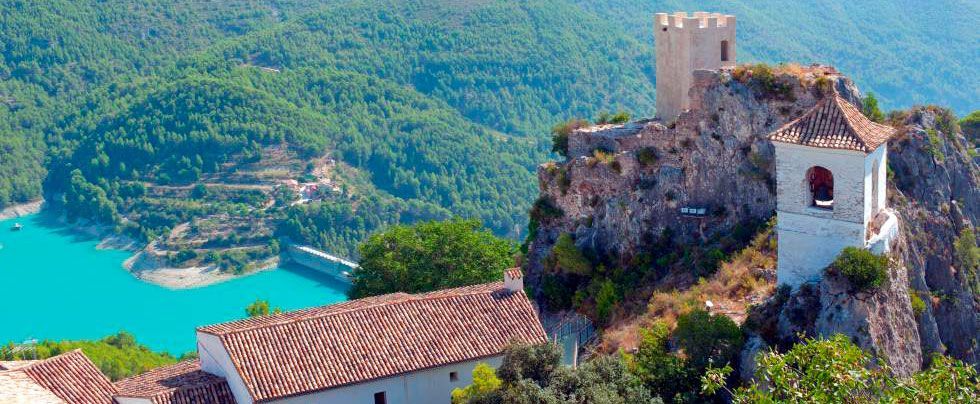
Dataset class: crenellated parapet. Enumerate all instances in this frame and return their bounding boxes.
[654,11,736,122]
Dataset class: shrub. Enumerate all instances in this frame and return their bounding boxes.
[550,233,592,275]
[594,279,619,324]
[636,147,658,167]
[954,227,979,292]
[959,110,980,144]
[831,247,888,292]
[529,196,563,222]
[861,92,885,123]
[551,118,589,157]
[596,110,629,124]
[673,309,744,372]
[909,291,926,317]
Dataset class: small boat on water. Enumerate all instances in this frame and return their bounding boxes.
[11,223,22,231]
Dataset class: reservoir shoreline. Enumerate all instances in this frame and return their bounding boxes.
[0,212,349,353]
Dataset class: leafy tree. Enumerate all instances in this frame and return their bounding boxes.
[349,218,515,298]
[629,321,697,402]
[245,299,282,317]
[862,92,885,123]
[550,233,592,275]
[460,343,662,403]
[702,335,980,403]
[673,310,744,372]
[1,332,180,381]
[452,363,502,403]
[959,110,980,144]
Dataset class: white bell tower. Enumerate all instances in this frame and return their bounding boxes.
[770,95,897,287]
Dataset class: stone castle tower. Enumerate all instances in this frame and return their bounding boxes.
[654,12,736,121]
[769,95,899,287]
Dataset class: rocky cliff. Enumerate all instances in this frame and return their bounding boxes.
[524,64,979,372]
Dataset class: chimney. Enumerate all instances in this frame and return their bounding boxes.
[504,268,523,293]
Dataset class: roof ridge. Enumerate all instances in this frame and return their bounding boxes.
[831,95,870,152]
[206,282,505,337]
[19,349,83,371]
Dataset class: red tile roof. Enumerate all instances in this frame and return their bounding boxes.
[17,349,117,404]
[114,360,235,404]
[769,95,895,153]
[198,282,547,402]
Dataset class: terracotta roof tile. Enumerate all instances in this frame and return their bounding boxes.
[769,95,895,152]
[198,282,547,402]
[114,360,235,404]
[16,349,117,404]
[0,371,65,403]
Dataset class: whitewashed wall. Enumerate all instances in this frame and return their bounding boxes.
[269,357,503,404]
[774,142,873,287]
[197,331,254,404]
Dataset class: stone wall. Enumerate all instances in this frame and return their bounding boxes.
[654,12,736,121]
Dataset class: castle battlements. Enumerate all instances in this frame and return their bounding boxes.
[654,11,736,122]
[655,12,735,29]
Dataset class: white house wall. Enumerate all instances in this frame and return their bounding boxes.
[197,331,254,404]
[269,356,503,404]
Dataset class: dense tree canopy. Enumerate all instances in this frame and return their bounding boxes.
[0,332,182,381]
[702,335,980,403]
[349,218,515,298]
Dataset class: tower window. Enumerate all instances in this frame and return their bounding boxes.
[807,166,834,210]
[721,40,730,62]
[374,391,387,404]
[450,371,459,382]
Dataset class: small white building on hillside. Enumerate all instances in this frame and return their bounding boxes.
[770,95,898,287]
[189,269,544,404]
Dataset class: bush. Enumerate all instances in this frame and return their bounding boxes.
[594,279,619,324]
[550,233,592,275]
[861,92,885,123]
[831,247,888,292]
[529,196,563,222]
[954,227,979,293]
[909,291,926,317]
[551,118,589,157]
[636,147,658,167]
[673,309,744,372]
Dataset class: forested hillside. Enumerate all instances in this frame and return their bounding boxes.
[1,0,976,263]
[574,0,979,114]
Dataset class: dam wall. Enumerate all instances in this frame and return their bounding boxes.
[285,244,356,285]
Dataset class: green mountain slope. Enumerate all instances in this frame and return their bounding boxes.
[573,0,979,114]
[0,0,344,209]
[202,0,656,135]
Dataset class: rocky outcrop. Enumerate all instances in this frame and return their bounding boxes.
[525,64,979,371]
[815,257,922,376]
[888,107,979,365]
[525,65,857,283]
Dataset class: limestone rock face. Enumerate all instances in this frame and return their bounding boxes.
[888,107,980,365]
[525,65,979,369]
[815,258,922,377]
[525,66,858,284]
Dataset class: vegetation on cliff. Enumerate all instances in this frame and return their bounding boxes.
[703,335,979,403]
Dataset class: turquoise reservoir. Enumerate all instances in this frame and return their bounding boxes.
[0,213,349,354]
